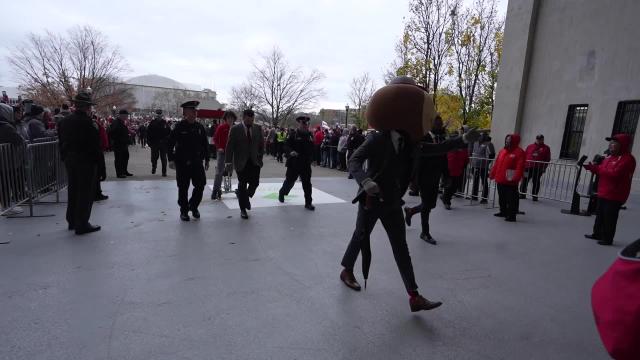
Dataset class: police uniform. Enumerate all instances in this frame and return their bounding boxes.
[58,92,104,235]
[168,101,210,220]
[278,116,314,209]
[147,109,171,176]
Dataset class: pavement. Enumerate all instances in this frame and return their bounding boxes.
[1,147,638,359]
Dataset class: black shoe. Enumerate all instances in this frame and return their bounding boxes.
[191,208,200,219]
[585,234,601,240]
[75,224,101,235]
[180,213,190,221]
[519,194,526,199]
[117,175,126,179]
[480,200,488,204]
[504,217,516,222]
[517,211,525,215]
[532,197,538,202]
[348,174,353,179]
[403,206,413,227]
[494,212,506,217]
[95,194,109,201]
[68,224,75,231]
[162,173,167,177]
[444,203,452,210]
[597,240,613,246]
[240,210,249,219]
[152,168,156,174]
[278,190,285,203]
[125,172,134,176]
[420,233,437,245]
[305,204,315,211]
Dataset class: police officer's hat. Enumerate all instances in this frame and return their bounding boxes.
[155,109,163,115]
[180,100,199,109]
[296,115,311,123]
[118,109,129,115]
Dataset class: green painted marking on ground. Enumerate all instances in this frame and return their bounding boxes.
[264,192,297,200]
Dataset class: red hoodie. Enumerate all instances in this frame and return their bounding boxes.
[586,133,636,203]
[592,239,640,360]
[490,134,526,185]
[314,129,324,146]
[524,142,551,170]
[447,148,469,177]
[213,122,230,151]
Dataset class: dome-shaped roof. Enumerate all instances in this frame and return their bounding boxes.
[126,74,188,89]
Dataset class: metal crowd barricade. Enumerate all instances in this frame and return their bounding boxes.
[455,157,593,208]
[0,139,67,218]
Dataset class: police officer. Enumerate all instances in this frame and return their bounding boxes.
[278,116,315,210]
[58,91,104,235]
[168,101,210,221]
[109,109,132,178]
[147,109,171,176]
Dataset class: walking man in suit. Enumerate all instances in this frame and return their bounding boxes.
[225,109,264,219]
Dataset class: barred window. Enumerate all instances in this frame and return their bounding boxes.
[560,105,588,160]
[612,100,639,151]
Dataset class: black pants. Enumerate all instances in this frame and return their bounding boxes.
[330,147,338,168]
[339,151,347,170]
[280,163,312,205]
[276,143,284,162]
[176,162,206,214]
[497,183,518,219]
[592,198,622,244]
[472,167,490,200]
[314,144,322,165]
[151,145,168,175]
[341,202,418,292]
[113,147,129,176]
[95,178,103,198]
[520,168,544,199]
[443,175,463,205]
[65,158,97,228]
[236,161,261,211]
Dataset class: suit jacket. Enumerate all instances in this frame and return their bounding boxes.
[225,122,264,171]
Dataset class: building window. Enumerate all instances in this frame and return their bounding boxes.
[560,104,588,160]
[612,100,639,151]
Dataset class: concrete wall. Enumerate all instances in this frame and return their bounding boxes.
[493,0,640,191]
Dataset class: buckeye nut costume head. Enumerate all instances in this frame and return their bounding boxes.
[365,76,436,142]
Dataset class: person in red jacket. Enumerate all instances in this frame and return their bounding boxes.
[519,134,551,201]
[490,134,525,222]
[584,134,636,246]
[441,145,469,210]
[313,126,324,165]
[211,111,236,200]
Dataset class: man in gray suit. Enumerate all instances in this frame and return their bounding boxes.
[225,109,264,219]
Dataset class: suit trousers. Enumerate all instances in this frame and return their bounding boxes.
[592,198,622,244]
[113,147,129,176]
[176,162,206,213]
[280,162,312,205]
[341,201,419,292]
[443,175,463,204]
[497,183,518,218]
[65,158,97,228]
[151,144,168,174]
[236,161,261,211]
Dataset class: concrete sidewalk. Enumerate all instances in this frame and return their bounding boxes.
[1,177,637,359]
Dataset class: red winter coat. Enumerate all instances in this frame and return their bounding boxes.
[586,134,636,203]
[524,143,551,170]
[314,129,325,146]
[447,148,469,177]
[490,134,526,185]
[96,120,109,151]
[213,122,230,151]
[592,239,640,360]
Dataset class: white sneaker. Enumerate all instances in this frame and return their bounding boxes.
[2,207,24,216]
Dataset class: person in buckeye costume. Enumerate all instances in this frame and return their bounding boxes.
[339,76,480,312]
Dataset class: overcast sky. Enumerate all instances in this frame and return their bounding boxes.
[0,0,507,111]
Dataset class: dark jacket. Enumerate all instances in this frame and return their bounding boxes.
[284,129,314,167]
[146,117,171,148]
[347,132,365,152]
[108,118,130,149]
[25,116,49,142]
[168,120,210,165]
[224,122,264,171]
[58,110,105,176]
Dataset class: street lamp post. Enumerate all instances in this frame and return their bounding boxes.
[345,105,349,129]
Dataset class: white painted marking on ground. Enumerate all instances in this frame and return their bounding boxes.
[207,182,346,209]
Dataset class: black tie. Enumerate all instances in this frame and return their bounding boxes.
[247,125,252,144]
